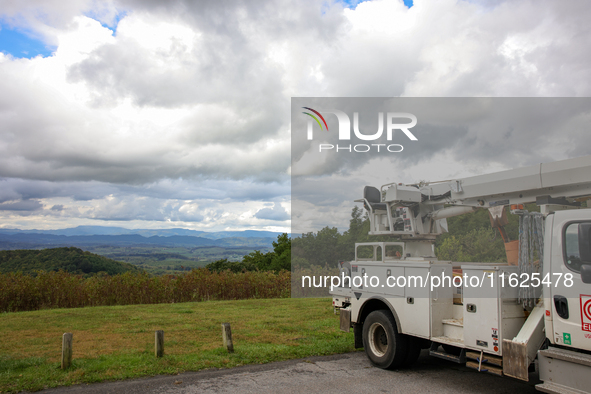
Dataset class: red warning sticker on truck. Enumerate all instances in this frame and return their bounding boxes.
[581,294,591,332]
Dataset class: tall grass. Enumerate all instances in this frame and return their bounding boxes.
[0,269,291,312]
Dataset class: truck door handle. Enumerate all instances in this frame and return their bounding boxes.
[553,295,569,319]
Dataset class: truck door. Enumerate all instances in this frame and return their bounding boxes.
[550,212,591,352]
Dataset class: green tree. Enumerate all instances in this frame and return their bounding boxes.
[242,250,274,270]
[436,227,506,263]
[208,233,292,273]
[269,233,291,271]
[436,235,464,261]
[205,258,256,273]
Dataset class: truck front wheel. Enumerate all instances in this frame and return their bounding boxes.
[362,309,409,369]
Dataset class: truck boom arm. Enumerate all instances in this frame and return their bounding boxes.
[417,155,591,208]
[366,155,591,237]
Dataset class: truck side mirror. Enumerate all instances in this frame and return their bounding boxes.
[579,223,591,262]
[581,265,591,284]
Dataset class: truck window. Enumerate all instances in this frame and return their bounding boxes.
[564,223,583,272]
[356,244,377,260]
[384,244,403,260]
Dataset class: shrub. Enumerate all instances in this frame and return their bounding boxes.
[0,269,291,312]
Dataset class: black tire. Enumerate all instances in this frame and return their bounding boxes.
[362,309,409,369]
[403,336,422,366]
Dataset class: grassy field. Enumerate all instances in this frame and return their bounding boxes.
[0,298,354,393]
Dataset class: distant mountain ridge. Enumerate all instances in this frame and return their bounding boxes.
[0,226,283,239]
[0,226,290,251]
[0,233,277,250]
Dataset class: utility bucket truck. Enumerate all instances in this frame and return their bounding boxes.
[331,155,591,394]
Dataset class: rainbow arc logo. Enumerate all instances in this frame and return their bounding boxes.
[302,107,328,131]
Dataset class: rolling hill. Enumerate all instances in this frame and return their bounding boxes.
[0,247,140,276]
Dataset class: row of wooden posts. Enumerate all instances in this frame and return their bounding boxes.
[60,323,234,369]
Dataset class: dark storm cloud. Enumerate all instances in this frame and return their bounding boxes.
[0,199,43,211]
[0,178,119,202]
[0,177,290,205]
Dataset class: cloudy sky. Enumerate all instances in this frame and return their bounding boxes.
[1,0,591,233]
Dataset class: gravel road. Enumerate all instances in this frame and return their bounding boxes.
[35,350,539,394]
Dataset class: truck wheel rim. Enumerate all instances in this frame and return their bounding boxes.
[368,322,389,357]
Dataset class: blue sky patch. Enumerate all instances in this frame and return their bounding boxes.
[341,0,413,9]
[0,25,54,58]
[85,10,127,35]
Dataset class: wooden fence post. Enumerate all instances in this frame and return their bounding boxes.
[61,333,73,369]
[222,323,234,353]
[155,330,164,358]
